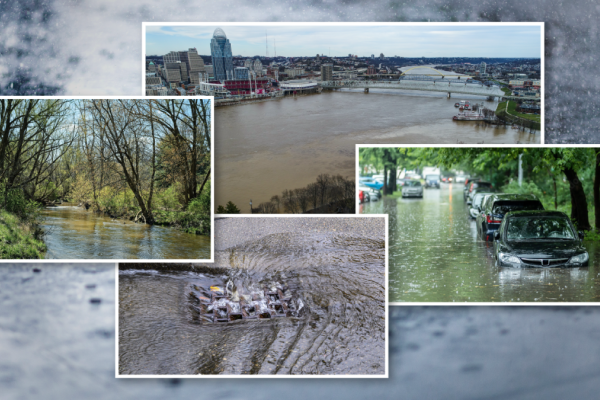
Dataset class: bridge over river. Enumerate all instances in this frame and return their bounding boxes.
[320,79,505,99]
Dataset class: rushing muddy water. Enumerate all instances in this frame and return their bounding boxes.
[118,227,386,375]
[361,184,600,303]
[41,205,211,260]
[215,67,539,211]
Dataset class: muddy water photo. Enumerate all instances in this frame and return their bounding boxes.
[118,217,387,376]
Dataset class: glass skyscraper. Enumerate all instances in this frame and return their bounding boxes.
[210,28,234,81]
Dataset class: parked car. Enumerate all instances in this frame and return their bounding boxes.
[424,174,441,189]
[463,177,480,200]
[493,210,588,268]
[359,177,383,191]
[401,180,423,198]
[466,181,493,202]
[468,192,495,219]
[468,186,497,204]
[359,185,380,201]
[476,193,545,241]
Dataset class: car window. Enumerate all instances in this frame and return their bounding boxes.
[506,217,575,240]
[405,181,421,187]
[492,201,543,215]
[426,175,439,180]
[473,194,490,207]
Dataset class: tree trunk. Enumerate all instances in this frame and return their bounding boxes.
[563,167,591,231]
[383,165,388,195]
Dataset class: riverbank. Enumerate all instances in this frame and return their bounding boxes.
[0,210,46,259]
[496,100,541,130]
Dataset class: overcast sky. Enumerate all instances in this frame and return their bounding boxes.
[145,25,541,58]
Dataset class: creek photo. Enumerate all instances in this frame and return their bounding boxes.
[0,98,213,260]
[117,215,387,376]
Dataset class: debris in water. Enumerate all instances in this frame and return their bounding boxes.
[198,284,305,323]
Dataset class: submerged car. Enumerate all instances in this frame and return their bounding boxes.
[468,192,494,219]
[476,193,544,241]
[401,180,423,198]
[424,174,441,189]
[493,211,589,268]
[467,181,494,202]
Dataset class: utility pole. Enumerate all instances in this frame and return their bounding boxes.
[518,153,523,187]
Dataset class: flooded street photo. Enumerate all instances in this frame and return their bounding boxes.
[118,217,387,376]
[361,184,600,303]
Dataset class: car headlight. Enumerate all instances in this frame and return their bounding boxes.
[499,253,521,264]
[569,252,589,264]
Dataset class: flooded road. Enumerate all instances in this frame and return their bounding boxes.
[118,217,386,375]
[41,205,211,260]
[361,184,600,303]
[215,87,539,211]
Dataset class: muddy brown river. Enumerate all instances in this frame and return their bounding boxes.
[215,68,539,211]
[361,184,600,303]
[41,205,211,260]
[118,218,386,375]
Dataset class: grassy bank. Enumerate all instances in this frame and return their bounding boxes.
[496,100,541,130]
[0,210,46,259]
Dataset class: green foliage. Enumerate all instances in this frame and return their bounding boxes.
[155,184,183,211]
[1,187,43,224]
[217,201,240,214]
[0,210,46,259]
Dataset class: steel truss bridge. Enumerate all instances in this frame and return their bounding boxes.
[320,79,505,99]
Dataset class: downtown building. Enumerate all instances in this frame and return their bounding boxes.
[321,63,333,81]
[210,28,234,81]
[180,48,206,84]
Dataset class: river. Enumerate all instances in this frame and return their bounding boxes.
[41,205,211,260]
[215,69,539,211]
[118,217,386,375]
[360,184,600,303]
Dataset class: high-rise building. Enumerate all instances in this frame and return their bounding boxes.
[163,51,180,64]
[321,63,333,81]
[164,62,184,83]
[253,59,263,76]
[210,28,234,81]
[380,53,384,59]
[180,48,206,84]
[371,54,375,60]
[179,61,189,82]
[235,67,249,80]
[479,62,487,74]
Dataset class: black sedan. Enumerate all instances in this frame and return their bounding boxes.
[493,210,589,268]
[476,193,544,241]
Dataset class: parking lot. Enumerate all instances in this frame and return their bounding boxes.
[361,183,600,303]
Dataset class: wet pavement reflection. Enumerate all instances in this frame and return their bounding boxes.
[361,184,600,302]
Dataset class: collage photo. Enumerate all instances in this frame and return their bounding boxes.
[2,6,599,400]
